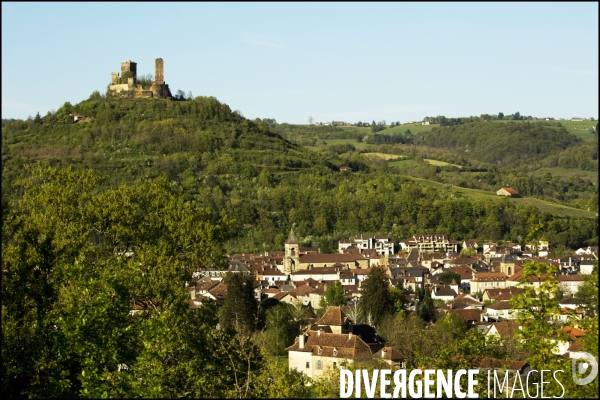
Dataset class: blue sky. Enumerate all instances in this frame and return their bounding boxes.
[2,2,598,123]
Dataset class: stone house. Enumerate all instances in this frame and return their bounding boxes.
[372,347,406,368]
[470,272,508,294]
[286,306,374,379]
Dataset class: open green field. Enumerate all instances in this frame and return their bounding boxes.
[424,159,462,168]
[363,152,406,161]
[305,138,373,152]
[491,119,597,141]
[338,122,439,135]
[388,159,421,168]
[528,167,598,183]
[404,176,596,219]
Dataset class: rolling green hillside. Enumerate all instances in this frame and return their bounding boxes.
[2,95,597,254]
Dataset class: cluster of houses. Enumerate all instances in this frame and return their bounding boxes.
[183,230,597,379]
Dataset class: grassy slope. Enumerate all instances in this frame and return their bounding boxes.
[304,142,596,219]
[404,176,596,219]
[528,167,598,183]
[491,119,597,141]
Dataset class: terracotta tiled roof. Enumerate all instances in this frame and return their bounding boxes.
[448,265,474,280]
[452,294,482,307]
[567,342,583,352]
[372,347,405,361]
[447,308,481,322]
[286,331,372,359]
[560,326,587,341]
[487,300,512,310]
[209,284,228,300]
[472,272,508,282]
[272,292,289,301]
[262,268,285,276]
[288,285,315,297]
[262,288,280,294]
[299,254,366,263]
[487,321,521,338]
[315,306,348,326]
[499,187,519,195]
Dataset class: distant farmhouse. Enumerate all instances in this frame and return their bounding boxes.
[496,187,520,198]
[109,58,172,99]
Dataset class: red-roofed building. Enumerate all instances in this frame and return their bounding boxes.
[496,187,521,198]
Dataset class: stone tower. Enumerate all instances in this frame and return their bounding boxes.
[155,58,164,85]
[283,228,299,275]
[499,254,516,277]
[120,60,137,79]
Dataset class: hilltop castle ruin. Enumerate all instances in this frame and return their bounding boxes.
[109,58,172,99]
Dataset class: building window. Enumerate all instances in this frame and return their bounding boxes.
[306,362,310,369]
[317,360,323,370]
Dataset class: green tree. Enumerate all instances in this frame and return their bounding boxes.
[1,164,237,398]
[437,271,462,285]
[389,286,408,314]
[418,289,437,322]
[460,247,476,256]
[511,261,597,397]
[220,273,259,334]
[359,267,394,327]
[319,281,346,309]
[260,303,298,356]
[575,263,598,317]
[252,355,309,398]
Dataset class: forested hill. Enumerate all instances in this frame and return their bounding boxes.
[2,94,597,254]
[415,122,583,168]
[1,94,345,192]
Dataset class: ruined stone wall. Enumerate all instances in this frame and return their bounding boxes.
[121,60,137,79]
[109,83,130,93]
[109,58,172,99]
[150,83,172,99]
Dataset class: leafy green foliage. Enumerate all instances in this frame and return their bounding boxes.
[416,121,581,168]
[1,165,250,398]
[219,273,258,334]
[437,271,462,285]
[319,281,347,309]
[259,303,301,356]
[359,267,394,327]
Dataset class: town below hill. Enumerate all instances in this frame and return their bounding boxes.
[2,89,598,398]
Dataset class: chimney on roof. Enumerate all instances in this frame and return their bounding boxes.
[348,331,352,339]
[381,349,387,358]
[299,334,305,349]
[318,328,322,336]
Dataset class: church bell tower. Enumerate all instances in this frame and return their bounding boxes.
[284,228,300,274]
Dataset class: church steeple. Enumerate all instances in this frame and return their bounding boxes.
[286,227,299,245]
[284,228,299,274]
